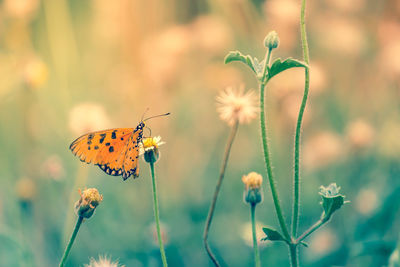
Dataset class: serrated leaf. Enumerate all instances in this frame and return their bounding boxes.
[268,58,308,80]
[261,227,286,243]
[224,51,256,73]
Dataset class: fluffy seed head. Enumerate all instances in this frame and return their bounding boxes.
[216,86,258,126]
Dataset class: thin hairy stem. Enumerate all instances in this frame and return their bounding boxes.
[203,120,239,267]
[296,217,329,244]
[292,0,311,238]
[149,162,168,267]
[59,216,83,267]
[260,49,291,240]
[251,204,261,267]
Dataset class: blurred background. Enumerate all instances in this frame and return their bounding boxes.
[0,0,399,266]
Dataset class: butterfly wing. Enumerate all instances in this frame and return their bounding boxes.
[70,127,142,180]
[121,136,141,179]
[96,129,143,180]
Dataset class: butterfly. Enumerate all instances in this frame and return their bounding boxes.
[69,113,169,180]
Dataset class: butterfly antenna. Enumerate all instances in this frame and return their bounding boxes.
[144,112,171,121]
[141,108,150,121]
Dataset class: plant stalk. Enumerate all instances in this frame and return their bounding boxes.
[296,217,328,244]
[292,0,311,238]
[59,216,83,267]
[250,204,261,267]
[149,162,168,267]
[203,120,239,267]
[259,49,291,241]
[289,244,298,267]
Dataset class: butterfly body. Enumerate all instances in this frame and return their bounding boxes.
[70,122,145,180]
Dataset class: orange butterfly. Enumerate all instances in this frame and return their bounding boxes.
[69,113,169,180]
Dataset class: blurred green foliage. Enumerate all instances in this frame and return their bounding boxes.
[0,0,400,266]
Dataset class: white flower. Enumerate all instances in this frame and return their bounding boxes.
[216,86,258,126]
[85,256,124,267]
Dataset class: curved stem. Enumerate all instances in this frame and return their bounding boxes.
[59,216,83,267]
[292,0,311,238]
[203,121,239,267]
[149,162,168,267]
[250,204,261,267]
[260,79,291,241]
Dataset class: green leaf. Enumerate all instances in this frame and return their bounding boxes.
[224,51,256,74]
[261,227,287,243]
[300,241,309,248]
[268,58,308,80]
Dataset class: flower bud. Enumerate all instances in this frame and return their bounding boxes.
[264,31,280,50]
[144,148,160,163]
[74,188,103,218]
[141,136,165,164]
[242,172,263,205]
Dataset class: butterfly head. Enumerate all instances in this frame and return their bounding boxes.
[138,121,145,129]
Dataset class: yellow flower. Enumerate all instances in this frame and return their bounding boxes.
[85,255,125,267]
[74,188,103,219]
[242,172,263,190]
[216,86,258,126]
[140,136,165,163]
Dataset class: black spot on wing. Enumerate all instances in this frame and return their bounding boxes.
[109,146,114,152]
[111,131,117,139]
[99,133,107,144]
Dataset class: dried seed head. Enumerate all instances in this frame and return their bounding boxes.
[74,188,103,219]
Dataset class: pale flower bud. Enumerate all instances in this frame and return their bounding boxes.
[264,31,280,50]
[242,172,263,205]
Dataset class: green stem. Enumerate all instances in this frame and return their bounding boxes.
[261,48,272,82]
[296,217,328,244]
[292,0,311,238]
[149,162,168,267]
[250,204,261,267]
[203,120,239,267]
[59,216,83,267]
[289,244,298,267]
[259,50,290,241]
